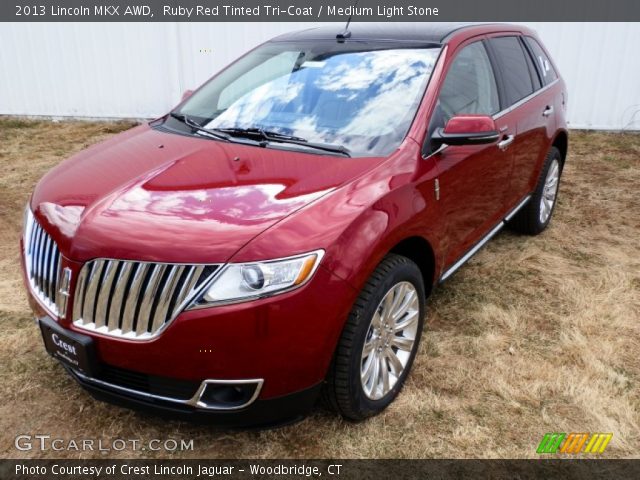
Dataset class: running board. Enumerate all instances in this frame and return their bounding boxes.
[439,195,531,283]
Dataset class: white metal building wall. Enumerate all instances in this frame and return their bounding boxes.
[1,22,639,130]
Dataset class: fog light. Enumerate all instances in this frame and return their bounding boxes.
[197,381,262,409]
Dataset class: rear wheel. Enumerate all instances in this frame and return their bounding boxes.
[508,146,562,235]
[323,254,425,420]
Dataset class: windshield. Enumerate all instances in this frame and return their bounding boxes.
[174,41,440,157]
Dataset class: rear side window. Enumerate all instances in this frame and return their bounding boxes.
[524,37,558,85]
[489,36,535,105]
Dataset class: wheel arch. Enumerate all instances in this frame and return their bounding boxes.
[325,196,442,302]
[552,130,569,169]
[388,236,437,298]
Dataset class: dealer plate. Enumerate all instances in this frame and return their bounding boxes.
[39,316,98,376]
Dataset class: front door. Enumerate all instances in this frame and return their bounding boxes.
[428,40,513,270]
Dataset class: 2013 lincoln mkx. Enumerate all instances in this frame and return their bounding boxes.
[21,23,568,426]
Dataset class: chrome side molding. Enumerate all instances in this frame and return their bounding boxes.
[439,195,531,282]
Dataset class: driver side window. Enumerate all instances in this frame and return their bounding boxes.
[433,41,500,132]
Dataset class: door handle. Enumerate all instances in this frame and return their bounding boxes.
[497,135,515,151]
[542,106,554,117]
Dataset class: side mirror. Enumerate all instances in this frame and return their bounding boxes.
[181,90,194,102]
[432,115,499,149]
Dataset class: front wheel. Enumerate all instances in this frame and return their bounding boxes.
[323,254,425,420]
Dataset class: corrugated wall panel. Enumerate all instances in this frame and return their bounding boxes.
[1,22,639,129]
[0,23,181,117]
[173,23,325,93]
[527,22,640,130]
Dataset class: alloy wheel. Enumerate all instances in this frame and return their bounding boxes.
[360,281,420,400]
[540,158,560,224]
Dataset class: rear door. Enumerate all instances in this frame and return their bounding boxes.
[487,35,557,207]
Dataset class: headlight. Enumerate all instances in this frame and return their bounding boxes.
[191,250,325,307]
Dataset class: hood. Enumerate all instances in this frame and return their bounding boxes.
[31,124,385,263]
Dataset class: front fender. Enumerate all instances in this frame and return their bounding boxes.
[232,139,444,296]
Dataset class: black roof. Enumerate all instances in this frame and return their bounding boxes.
[271,23,493,45]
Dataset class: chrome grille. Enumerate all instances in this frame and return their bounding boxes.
[24,209,62,316]
[73,259,219,340]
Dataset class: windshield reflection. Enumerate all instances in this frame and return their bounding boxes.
[180,44,439,157]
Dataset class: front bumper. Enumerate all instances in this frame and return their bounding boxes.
[24,251,357,423]
[64,364,323,427]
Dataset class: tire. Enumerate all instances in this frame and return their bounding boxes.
[508,146,563,235]
[323,254,426,420]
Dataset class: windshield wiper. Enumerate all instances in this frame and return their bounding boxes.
[215,127,307,143]
[168,117,351,157]
[215,127,351,157]
[169,112,231,142]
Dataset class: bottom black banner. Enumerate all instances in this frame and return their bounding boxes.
[1,459,639,480]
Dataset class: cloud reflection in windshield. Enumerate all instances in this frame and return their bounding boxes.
[204,48,438,156]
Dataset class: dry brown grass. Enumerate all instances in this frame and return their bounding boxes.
[0,118,638,459]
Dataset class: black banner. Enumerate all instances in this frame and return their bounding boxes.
[3,0,640,22]
[1,459,640,480]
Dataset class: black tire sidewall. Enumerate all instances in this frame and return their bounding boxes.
[508,146,563,235]
[531,147,562,231]
[346,259,425,417]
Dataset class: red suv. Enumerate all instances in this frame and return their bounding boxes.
[22,23,567,426]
